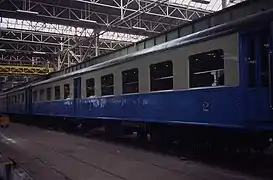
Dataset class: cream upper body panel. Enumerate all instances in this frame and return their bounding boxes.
[31,32,239,100]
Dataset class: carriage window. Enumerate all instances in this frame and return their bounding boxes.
[122,68,139,94]
[46,88,51,100]
[55,86,61,100]
[14,95,16,104]
[22,93,24,103]
[150,61,173,91]
[40,89,45,101]
[86,78,95,97]
[64,84,70,99]
[17,95,20,104]
[101,74,114,96]
[189,49,224,88]
[33,91,37,102]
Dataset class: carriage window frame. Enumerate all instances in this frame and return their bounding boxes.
[101,74,114,96]
[189,49,225,88]
[54,86,61,100]
[122,68,139,94]
[33,91,38,102]
[86,78,95,97]
[149,60,173,92]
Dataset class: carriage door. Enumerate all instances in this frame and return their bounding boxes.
[25,87,32,114]
[241,28,272,108]
[73,77,81,114]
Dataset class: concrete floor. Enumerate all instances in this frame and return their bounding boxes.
[0,123,267,180]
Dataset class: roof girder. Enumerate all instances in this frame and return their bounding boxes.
[0,0,194,35]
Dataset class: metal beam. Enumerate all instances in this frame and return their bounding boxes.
[0,65,54,75]
[0,26,131,69]
[0,0,191,34]
[66,0,170,62]
[75,0,210,20]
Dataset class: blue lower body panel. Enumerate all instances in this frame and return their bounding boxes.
[5,104,25,114]
[30,86,273,130]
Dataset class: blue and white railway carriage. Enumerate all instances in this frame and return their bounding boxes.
[4,88,26,115]
[2,9,273,149]
[0,94,7,113]
[31,33,239,124]
[31,78,74,116]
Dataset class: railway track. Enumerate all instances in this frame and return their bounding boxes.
[4,121,273,180]
[63,125,273,180]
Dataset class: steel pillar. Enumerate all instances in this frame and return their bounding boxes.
[95,32,100,57]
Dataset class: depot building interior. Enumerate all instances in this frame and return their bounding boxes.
[0,0,243,90]
[2,0,273,180]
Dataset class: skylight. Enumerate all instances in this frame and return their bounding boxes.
[167,0,246,12]
[0,17,147,43]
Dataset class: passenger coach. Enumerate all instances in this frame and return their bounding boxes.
[1,9,273,151]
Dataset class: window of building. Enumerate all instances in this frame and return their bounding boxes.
[46,87,51,100]
[64,84,70,99]
[122,68,139,94]
[189,49,224,88]
[86,78,95,97]
[33,91,38,102]
[101,74,114,96]
[40,89,45,101]
[55,86,61,100]
[150,61,173,91]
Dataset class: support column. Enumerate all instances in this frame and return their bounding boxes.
[120,0,124,20]
[67,38,72,67]
[222,0,227,9]
[57,55,61,70]
[58,40,64,70]
[95,32,100,57]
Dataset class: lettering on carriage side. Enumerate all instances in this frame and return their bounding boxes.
[90,98,100,108]
[142,99,149,105]
[122,99,127,106]
[202,101,210,112]
[64,101,72,106]
[100,98,107,108]
[112,97,122,105]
